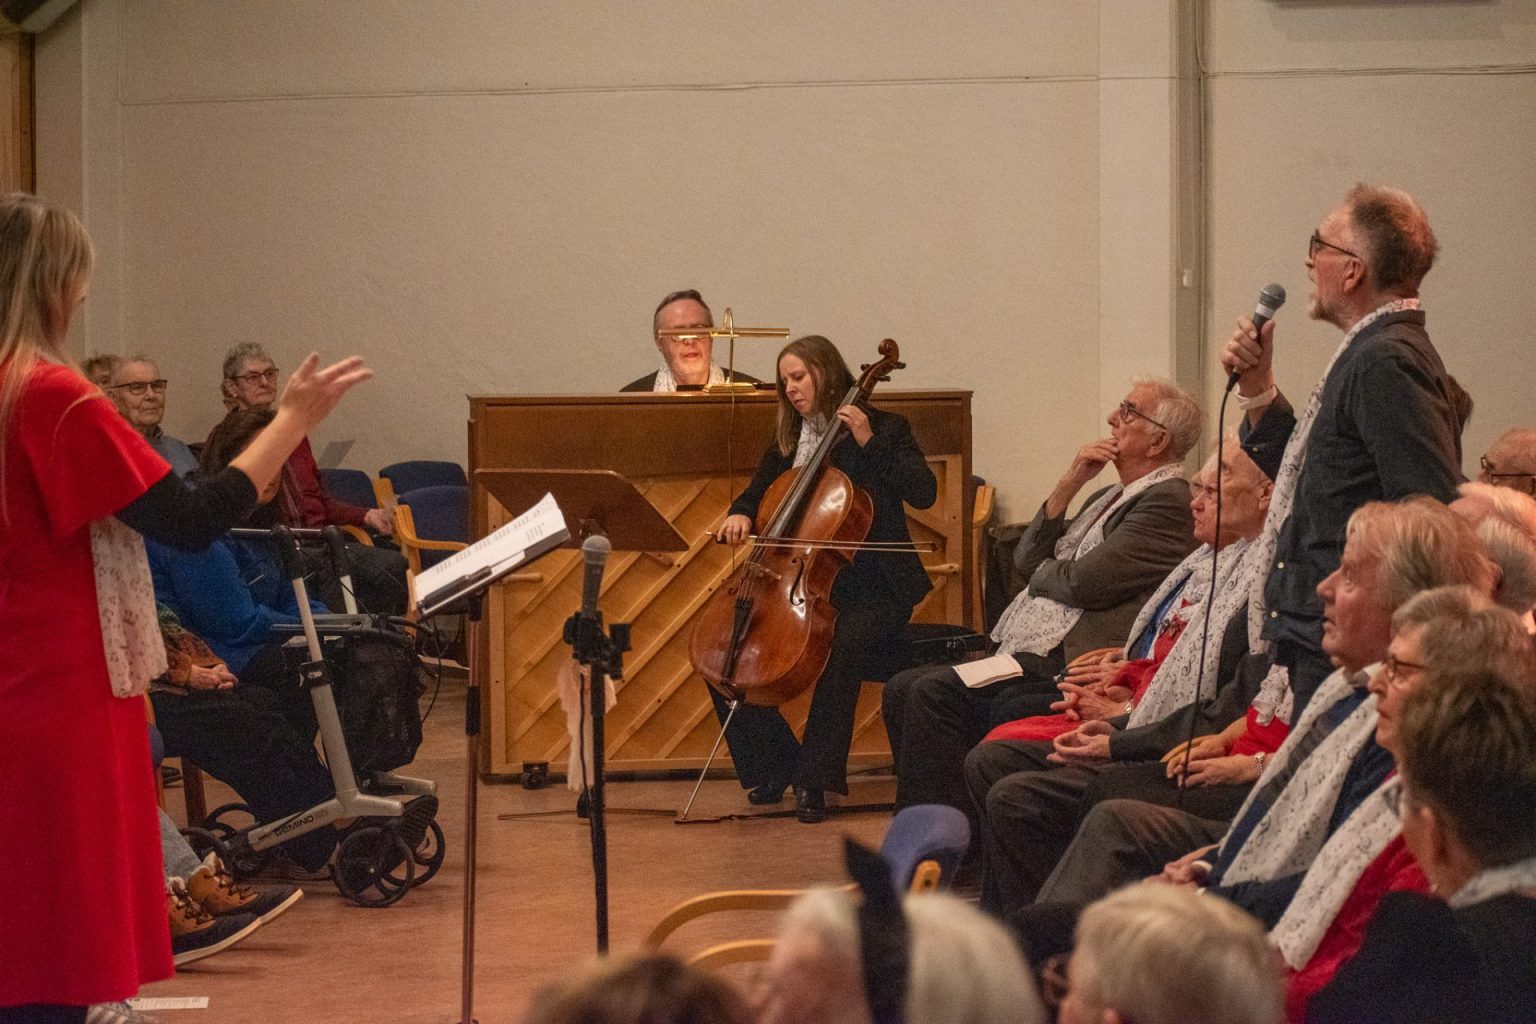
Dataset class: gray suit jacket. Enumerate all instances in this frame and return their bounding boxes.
[1011,475,1196,662]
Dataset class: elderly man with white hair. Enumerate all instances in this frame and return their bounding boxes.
[883,377,1204,831]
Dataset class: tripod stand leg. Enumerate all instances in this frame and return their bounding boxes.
[678,698,738,822]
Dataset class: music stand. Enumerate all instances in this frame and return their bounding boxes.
[476,469,688,554]
[475,469,685,957]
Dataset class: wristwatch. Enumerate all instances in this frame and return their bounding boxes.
[1252,751,1267,774]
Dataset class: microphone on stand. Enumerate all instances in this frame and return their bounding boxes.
[581,535,611,621]
[1226,283,1287,392]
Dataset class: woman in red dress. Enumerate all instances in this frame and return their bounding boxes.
[0,193,370,1023]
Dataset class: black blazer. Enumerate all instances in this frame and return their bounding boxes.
[729,407,937,612]
[620,368,764,392]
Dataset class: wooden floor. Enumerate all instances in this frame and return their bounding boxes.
[142,674,896,1023]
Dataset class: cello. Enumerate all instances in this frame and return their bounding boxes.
[688,339,907,709]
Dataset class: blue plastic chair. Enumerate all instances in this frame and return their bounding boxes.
[881,804,971,891]
[397,485,469,571]
[320,467,379,510]
[380,460,467,495]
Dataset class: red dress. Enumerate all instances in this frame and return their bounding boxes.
[1,362,174,1005]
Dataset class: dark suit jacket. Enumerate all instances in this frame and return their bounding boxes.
[1254,309,1461,649]
[1308,892,1536,1024]
[1011,475,1197,661]
[620,368,764,392]
[729,407,936,611]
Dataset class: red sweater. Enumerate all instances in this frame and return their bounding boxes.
[277,435,368,529]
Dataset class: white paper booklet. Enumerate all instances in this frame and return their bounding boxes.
[952,652,1025,689]
[414,492,570,616]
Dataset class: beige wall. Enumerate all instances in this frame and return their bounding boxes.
[37,1,1534,516]
[34,0,1198,520]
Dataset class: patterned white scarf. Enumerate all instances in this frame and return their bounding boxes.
[793,415,828,469]
[991,463,1186,658]
[1451,854,1536,908]
[1220,667,1379,885]
[1247,298,1423,649]
[1128,536,1262,727]
[89,517,168,698]
[653,362,727,392]
[1271,775,1402,968]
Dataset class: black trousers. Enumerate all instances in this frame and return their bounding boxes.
[709,601,908,795]
[152,644,339,869]
[880,650,1063,830]
[0,1008,86,1024]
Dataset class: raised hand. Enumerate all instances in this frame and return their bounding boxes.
[1221,316,1275,395]
[277,353,373,433]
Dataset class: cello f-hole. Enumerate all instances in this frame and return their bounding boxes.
[789,556,808,607]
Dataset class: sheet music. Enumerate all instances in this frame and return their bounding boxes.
[414,492,570,614]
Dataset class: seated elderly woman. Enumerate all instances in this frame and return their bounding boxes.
[146,409,340,870]
[756,846,1046,1024]
[1308,664,1536,1023]
[1059,883,1283,1024]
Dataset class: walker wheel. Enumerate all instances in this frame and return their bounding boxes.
[335,826,415,907]
[385,819,445,887]
[203,802,255,838]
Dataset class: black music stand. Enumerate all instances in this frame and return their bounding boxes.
[477,469,686,955]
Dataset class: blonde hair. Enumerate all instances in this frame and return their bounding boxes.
[1073,884,1282,1024]
[1345,497,1496,611]
[0,192,96,500]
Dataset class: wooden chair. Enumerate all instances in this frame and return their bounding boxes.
[145,697,208,825]
[644,805,966,968]
[392,489,469,576]
[969,482,995,631]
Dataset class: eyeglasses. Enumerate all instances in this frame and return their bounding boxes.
[1117,400,1169,433]
[1480,455,1536,481]
[1381,653,1426,686]
[228,367,279,386]
[108,379,167,397]
[1309,230,1361,262]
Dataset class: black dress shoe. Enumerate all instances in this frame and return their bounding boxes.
[794,787,826,824]
[747,783,788,805]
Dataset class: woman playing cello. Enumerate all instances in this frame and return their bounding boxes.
[712,335,935,822]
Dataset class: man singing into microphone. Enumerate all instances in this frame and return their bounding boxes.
[1225,184,1462,714]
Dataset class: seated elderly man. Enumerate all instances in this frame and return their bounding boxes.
[881,377,1204,828]
[964,434,1283,913]
[220,342,408,614]
[107,354,199,477]
[1308,663,1536,1023]
[1015,498,1496,955]
[82,352,119,388]
[1477,426,1536,496]
[621,289,763,392]
[1278,589,1533,1018]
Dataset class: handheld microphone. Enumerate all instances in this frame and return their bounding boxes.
[581,534,612,619]
[1226,283,1287,392]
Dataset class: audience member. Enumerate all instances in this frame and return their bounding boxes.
[621,289,762,392]
[1451,479,1536,619]
[81,352,119,388]
[1308,666,1536,1023]
[964,441,1276,912]
[1224,184,1462,714]
[106,355,198,477]
[220,342,407,614]
[522,954,749,1024]
[1017,497,1495,949]
[882,377,1204,828]
[758,886,1045,1024]
[1477,426,1536,495]
[1059,884,1283,1024]
[1278,589,1533,1018]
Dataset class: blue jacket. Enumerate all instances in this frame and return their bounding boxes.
[146,537,327,675]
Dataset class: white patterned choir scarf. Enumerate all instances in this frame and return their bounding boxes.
[1127,536,1261,727]
[653,362,728,392]
[1246,298,1423,649]
[1219,668,1380,886]
[991,463,1186,659]
[1271,776,1402,969]
[793,415,829,469]
[90,517,169,698]
[1451,854,1536,909]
